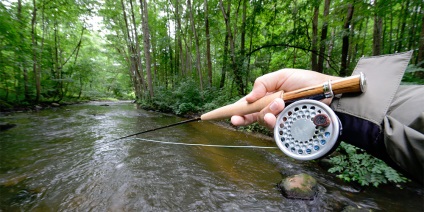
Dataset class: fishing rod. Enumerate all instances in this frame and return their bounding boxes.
[112,73,366,156]
[110,117,201,141]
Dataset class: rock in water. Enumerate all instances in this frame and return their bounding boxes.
[0,123,17,131]
[278,173,318,200]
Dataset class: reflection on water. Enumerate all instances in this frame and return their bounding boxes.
[0,101,422,211]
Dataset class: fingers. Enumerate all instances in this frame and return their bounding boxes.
[245,71,290,103]
[231,113,258,126]
[231,98,285,129]
[258,98,285,129]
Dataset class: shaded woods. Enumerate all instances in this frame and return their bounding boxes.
[1,0,423,109]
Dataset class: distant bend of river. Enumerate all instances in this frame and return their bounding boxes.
[0,101,422,211]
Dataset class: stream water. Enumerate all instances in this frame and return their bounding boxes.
[0,101,422,211]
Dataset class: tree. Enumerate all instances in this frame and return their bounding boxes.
[418,14,424,68]
[204,0,212,87]
[187,0,203,92]
[31,0,41,102]
[311,1,319,71]
[139,0,154,99]
[372,0,383,56]
[340,3,354,76]
[219,0,244,95]
[3,0,423,108]
[317,0,331,73]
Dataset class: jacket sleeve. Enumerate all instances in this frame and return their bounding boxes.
[330,51,424,183]
[383,86,424,183]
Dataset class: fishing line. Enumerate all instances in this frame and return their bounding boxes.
[134,137,278,149]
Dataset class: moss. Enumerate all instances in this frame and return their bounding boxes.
[278,173,318,200]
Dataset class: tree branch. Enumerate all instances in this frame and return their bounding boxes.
[246,43,340,74]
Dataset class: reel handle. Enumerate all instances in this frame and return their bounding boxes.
[283,72,366,101]
[201,73,366,121]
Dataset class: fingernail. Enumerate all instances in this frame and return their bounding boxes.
[269,100,279,111]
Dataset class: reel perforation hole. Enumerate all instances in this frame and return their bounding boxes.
[274,100,342,160]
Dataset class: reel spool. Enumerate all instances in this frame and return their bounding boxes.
[274,99,342,160]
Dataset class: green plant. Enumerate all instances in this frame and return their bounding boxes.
[238,122,272,136]
[145,78,240,116]
[328,142,408,187]
[402,63,424,85]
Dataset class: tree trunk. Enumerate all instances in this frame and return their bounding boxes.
[396,0,410,52]
[317,0,330,73]
[219,0,244,95]
[372,15,383,56]
[361,17,369,56]
[187,0,203,92]
[311,2,319,71]
[372,0,383,56]
[418,14,424,68]
[53,19,63,100]
[326,29,335,70]
[129,0,145,96]
[247,0,258,86]
[139,0,154,99]
[220,29,229,89]
[165,3,174,87]
[351,20,362,66]
[176,0,185,76]
[17,0,30,101]
[31,0,41,102]
[37,1,46,98]
[184,27,193,75]
[340,4,354,76]
[204,0,212,87]
[407,2,419,50]
[240,0,247,93]
[121,0,141,99]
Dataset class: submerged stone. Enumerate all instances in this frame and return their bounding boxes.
[0,122,17,131]
[342,205,374,212]
[278,173,318,200]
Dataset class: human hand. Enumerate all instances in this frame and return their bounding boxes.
[230,69,340,129]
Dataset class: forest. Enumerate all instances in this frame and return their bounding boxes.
[1,0,423,112]
[1,0,423,186]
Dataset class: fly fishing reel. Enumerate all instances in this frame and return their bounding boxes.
[274,99,342,160]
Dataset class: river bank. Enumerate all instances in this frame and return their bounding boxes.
[0,100,81,113]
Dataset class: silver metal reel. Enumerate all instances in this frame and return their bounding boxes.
[274,99,342,160]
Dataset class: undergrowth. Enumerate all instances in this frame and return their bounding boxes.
[328,142,408,187]
[141,79,240,116]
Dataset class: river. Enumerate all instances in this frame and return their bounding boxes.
[0,101,422,211]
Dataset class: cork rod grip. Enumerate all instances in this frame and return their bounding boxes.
[200,73,365,121]
[200,91,284,121]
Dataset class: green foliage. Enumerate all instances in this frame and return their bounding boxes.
[0,0,133,107]
[144,78,239,116]
[238,122,272,136]
[1,0,423,112]
[402,64,424,85]
[328,142,408,187]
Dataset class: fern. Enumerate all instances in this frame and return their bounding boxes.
[328,142,408,187]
